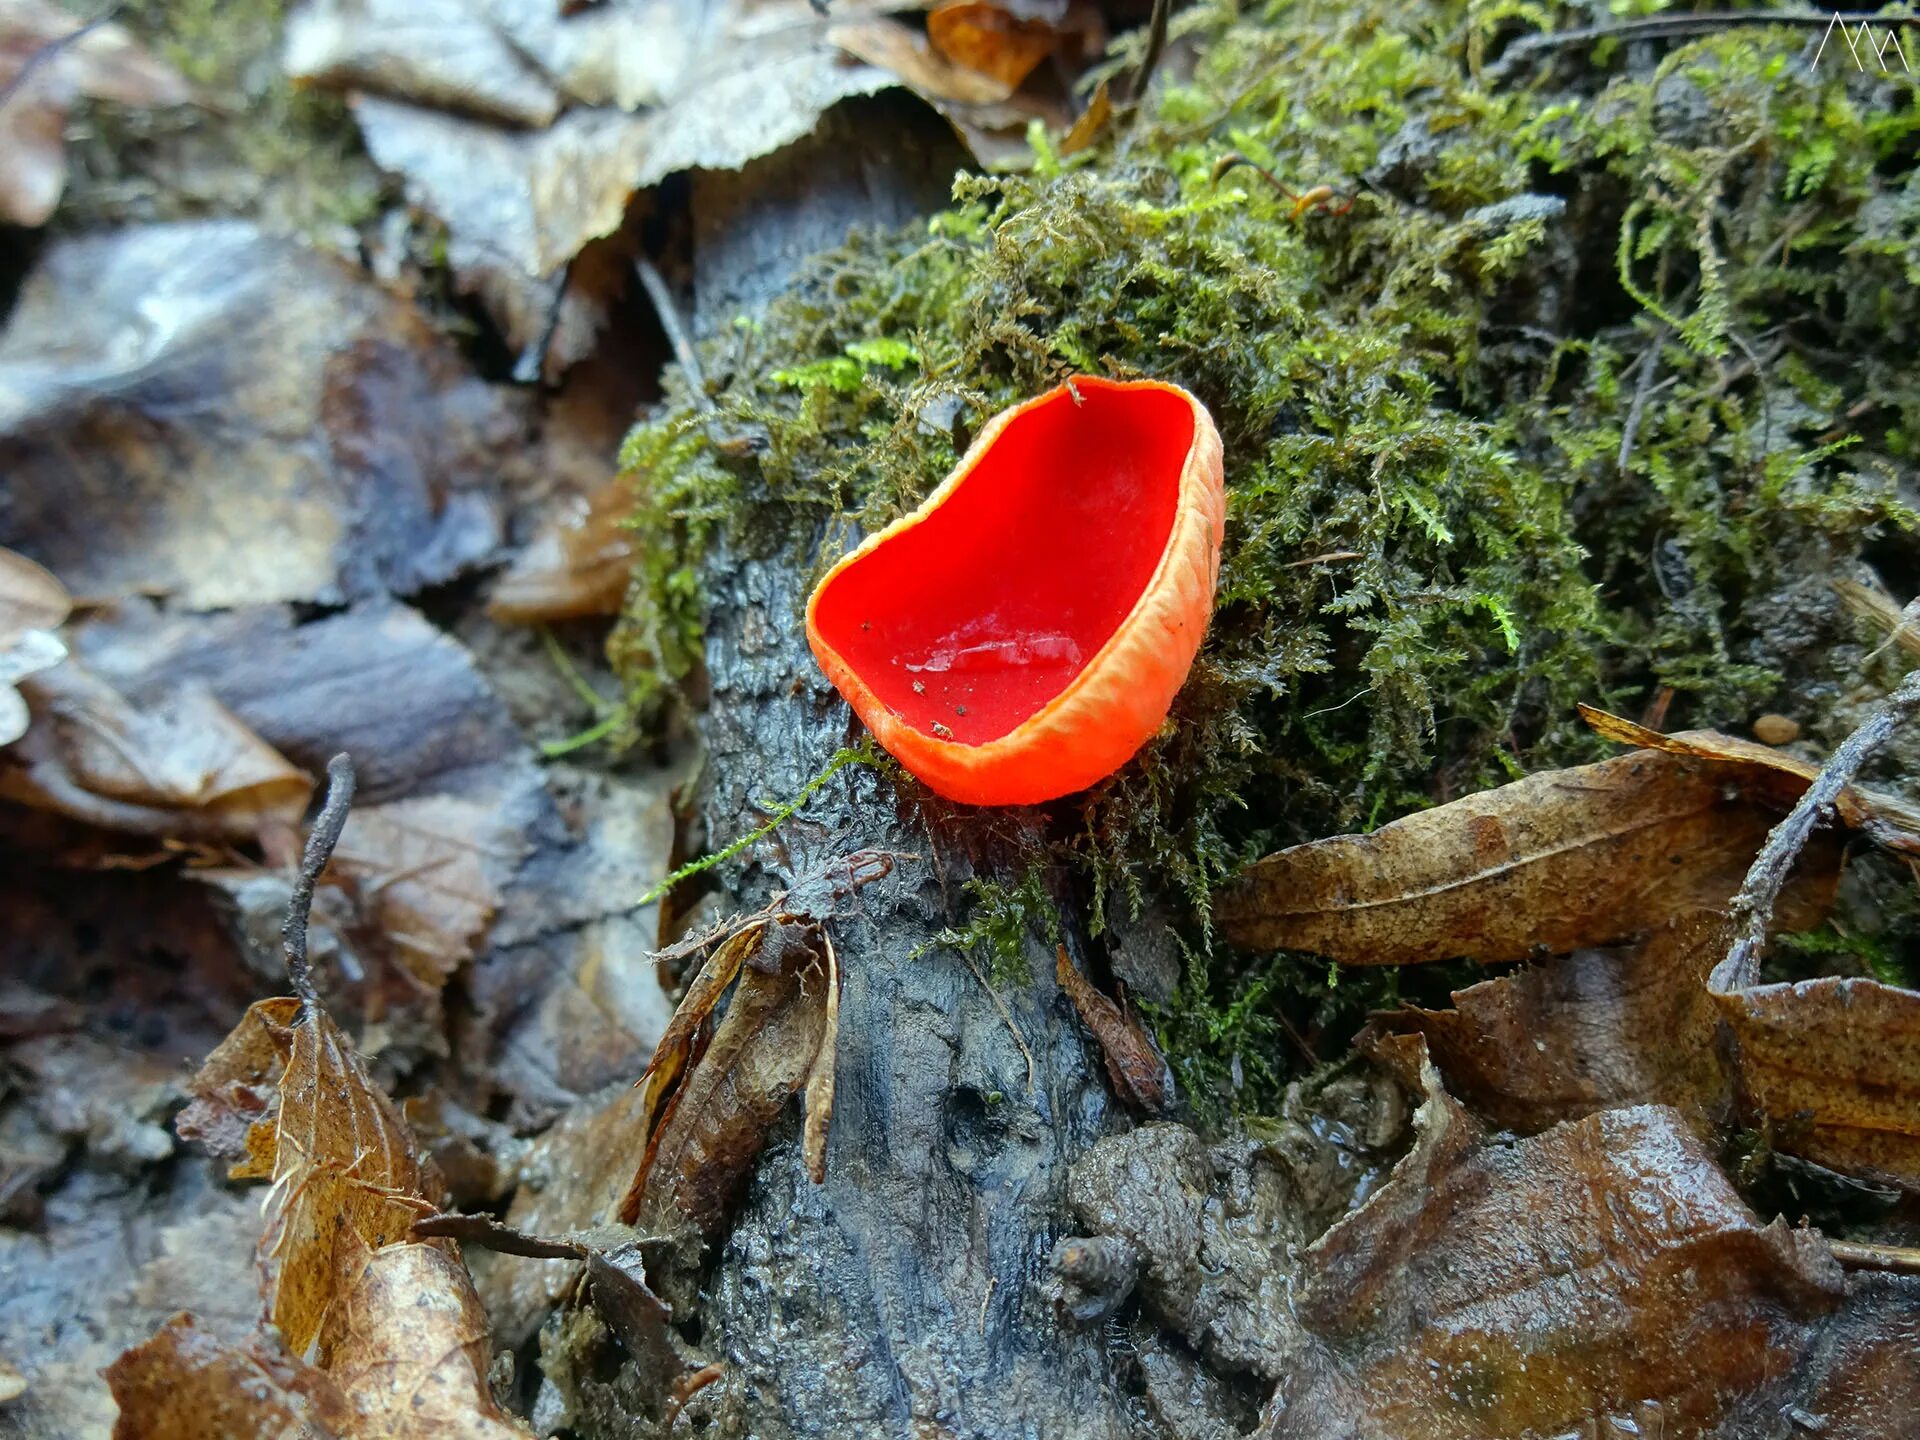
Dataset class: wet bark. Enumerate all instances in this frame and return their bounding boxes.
[674,94,1139,1440]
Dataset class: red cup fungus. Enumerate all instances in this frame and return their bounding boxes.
[805,375,1226,806]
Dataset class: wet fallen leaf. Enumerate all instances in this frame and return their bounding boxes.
[0,223,511,610]
[828,17,1016,104]
[623,919,831,1244]
[1056,945,1172,1115]
[334,0,910,309]
[1370,912,1735,1131]
[1717,976,1920,1193]
[487,476,637,623]
[927,0,1096,90]
[1217,747,1839,965]
[176,996,435,1355]
[104,1313,351,1440]
[1,662,314,843]
[326,1234,530,1440]
[1264,1037,1848,1438]
[330,795,527,995]
[0,545,69,747]
[66,602,530,809]
[1580,704,1920,854]
[0,1,191,226]
[283,0,562,127]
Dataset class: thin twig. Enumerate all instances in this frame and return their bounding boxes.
[1716,671,1920,991]
[636,258,714,412]
[960,949,1036,1093]
[1617,325,1668,477]
[511,259,572,385]
[0,8,120,114]
[284,754,356,1008]
[1489,11,1920,83]
[1830,1238,1920,1275]
[1128,0,1172,106]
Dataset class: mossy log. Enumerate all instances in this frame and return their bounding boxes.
[687,542,1132,1438]
[643,97,1137,1439]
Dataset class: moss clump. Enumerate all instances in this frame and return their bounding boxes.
[58,0,384,237]
[614,0,1920,1115]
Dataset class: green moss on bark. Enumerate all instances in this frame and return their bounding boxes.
[615,0,1920,1115]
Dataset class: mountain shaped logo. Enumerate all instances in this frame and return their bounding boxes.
[1812,13,1914,73]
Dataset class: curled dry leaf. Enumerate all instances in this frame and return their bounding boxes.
[177,996,436,1357]
[1265,1036,1848,1438]
[1055,946,1172,1115]
[0,544,69,747]
[1716,977,1920,1193]
[0,223,509,610]
[486,476,637,623]
[1370,912,1735,1132]
[622,918,832,1244]
[1,662,314,843]
[1217,747,1840,965]
[0,0,191,226]
[1579,704,1920,854]
[326,1234,530,1440]
[165,975,532,1435]
[926,0,1100,90]
[105,1313,351,1440]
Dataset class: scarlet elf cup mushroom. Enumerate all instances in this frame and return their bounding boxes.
[806,376,1226,806]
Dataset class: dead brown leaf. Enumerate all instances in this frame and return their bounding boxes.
[927,0,1096,90]
[325,1235,529,1440]
[486,476,637,624]
[177,996,436,1356]
[261,1005,441,1358]
[1580,704,1920,853]
[0,545,69,747]
[176,997,302,1180]
[624,920,830,1239]
[329,795,527,995]
[1717,976,1920,1193]
[1217,747,1838,964]
[1058,76,1111,156]
[0,224,511,610]
[155,824,533,1439]
[1370,912,1733,1131]
[104,1313,351,1440]
[1055,945,1172,1115]
[0,1,191,227]
[1266,1037,1847,1438]
[1,662,314,843]
[829,17,1016,104]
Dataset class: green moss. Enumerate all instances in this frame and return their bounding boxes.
[614,0,1920,1117]
[917,868,1061,987]
[58,0,384,236]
